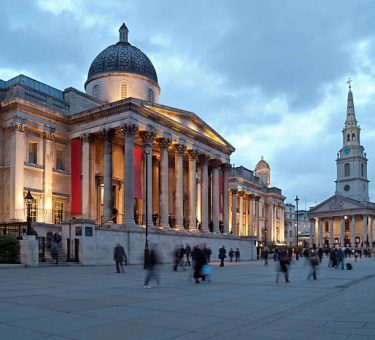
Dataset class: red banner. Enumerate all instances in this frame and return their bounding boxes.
[70,139,82,215]
[134,146,143,199]
[219,174,223,214]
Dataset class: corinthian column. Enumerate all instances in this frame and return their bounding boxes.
[239,191,244,236]
[174,144,185,229]
[156,138,171,228]
[140,131,155,229]
[211,159,221,233]
[188,150,198,231]
[102,128,115,223]
[255,196,260,241]
[122,124,138,227]
[199,154,210,232]
[309,219,314,247]
[81,133,94,220]
[340,217,345,246]
[363,214,368,246]
[329,218,334,247]
[43,130,54,223]
[351,216,356,248]
[221,163,230,234]
[231,189,237,236]
[318,219,323,247]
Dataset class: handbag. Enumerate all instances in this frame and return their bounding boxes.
[202,264,212,276]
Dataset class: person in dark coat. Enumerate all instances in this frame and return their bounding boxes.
[185,244,191,266]
[219,246,227,267]
[144,244,160,288]
[51,242,59,265]
[229,248,234,262]
[235,248,240,262]
[113,243,127,273]
[192,245,207,284]
[276,249,290,283]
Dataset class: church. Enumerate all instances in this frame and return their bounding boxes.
[308,83,375,249]
[0,23,286,263]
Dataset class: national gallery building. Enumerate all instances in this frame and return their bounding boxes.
[0,24,285,261]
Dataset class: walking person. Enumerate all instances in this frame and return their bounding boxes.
[113,243,127,273]
[336,247,345,270]
[276,249,290,283]
[192,245,207,284]
[263,246,269,266]
[235,248,240,262]
[307,244,319,280]
[144,244,161,288]
[185,244,191,266]
[229,248,234,262]
[219,246,227,267]
[51,242,59,265]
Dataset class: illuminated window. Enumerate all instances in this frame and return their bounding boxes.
[54,202,64,224]
[93,84,100,99]
[344,163,350,177]
[147,88,154,103]
[28,142,37,164]
[25,198,37,222]
[56,149,64,171]
[120,82,128,99]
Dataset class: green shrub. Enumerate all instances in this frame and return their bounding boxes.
[0,234,20,263]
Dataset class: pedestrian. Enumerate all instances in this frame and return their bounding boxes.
[113,243,127,273]
[263,246,269,266]
[307,244,319,280]
[144,244,161,288]
[229,248,234,262]
[336,247,345,270]
[276,249,290,283]
[51,242,59,265]
[192,245,207,284]
[53,232,62,245]
[235,248,240,262]
[173,245,181,271]
[219,246,227,267]
[318,247,323,263]
[185,244,191,266]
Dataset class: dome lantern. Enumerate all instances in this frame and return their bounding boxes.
[119,23,129,43]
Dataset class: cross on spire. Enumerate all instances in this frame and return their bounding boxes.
[347,77,352,89]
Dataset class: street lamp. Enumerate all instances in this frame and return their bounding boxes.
[25,190,33,235]
[264,227,268,247]
[144,144,151,269]
[295,195,299,260]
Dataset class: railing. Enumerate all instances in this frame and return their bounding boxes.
[0,222,27,239]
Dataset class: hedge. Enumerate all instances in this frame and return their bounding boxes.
[0,234,20,263]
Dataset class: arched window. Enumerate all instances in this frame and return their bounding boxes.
[352,133,356,141]
[344,163,350,177]
[147,88,154,103]
[93,84,100,99]
[361,163,364,177]
[120,81,128,99]
[347,134,350,142]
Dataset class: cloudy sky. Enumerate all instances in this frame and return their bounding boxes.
[2,0,375,209]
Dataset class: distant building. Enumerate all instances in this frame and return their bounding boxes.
[284,204,310,246]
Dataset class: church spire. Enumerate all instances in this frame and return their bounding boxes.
[119,23,129,43]
[345,77,357,128]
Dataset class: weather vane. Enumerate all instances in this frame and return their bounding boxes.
[346,77,352,89]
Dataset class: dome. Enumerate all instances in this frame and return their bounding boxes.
[85,24,158,87]
[255,156,270,171]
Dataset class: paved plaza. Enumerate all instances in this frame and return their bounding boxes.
[1,256,375,340]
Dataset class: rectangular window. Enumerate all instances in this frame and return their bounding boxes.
[54,202,64,224]
[29,142,37,164]
[56,149,64,170]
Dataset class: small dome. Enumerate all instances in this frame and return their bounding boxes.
[85,24,158,87]
[255,156,270,171]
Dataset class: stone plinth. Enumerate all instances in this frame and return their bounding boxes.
[20,235,39,267]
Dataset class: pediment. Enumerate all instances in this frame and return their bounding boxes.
[309,195,366,214]
[143,104,234,150]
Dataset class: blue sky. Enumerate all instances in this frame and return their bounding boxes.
[2,0,375,208]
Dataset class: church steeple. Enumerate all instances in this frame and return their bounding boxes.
[345,78,357,129]
[119,23,129,43]
[342,79,360,147]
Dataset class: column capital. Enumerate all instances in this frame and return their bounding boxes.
[122,123,138,136]
[198,154,210,165]
[210,159,222,168]
[9,122,26,132]
[102,128,115,142]
[186,149,199,160]
[43,131,55,141]
[173,143,186,154]
[238,190,245,197]
[156,137,172,149]
[140,130,156,145]
[230,188,238,194]
[80,133,94,143]
[254,196,261,201]
[221,163,232,171]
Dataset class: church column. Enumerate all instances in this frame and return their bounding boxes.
[211,159,221,233]
[188,150,198,231]
[174,144,185,229]
[81,134,94,219]
[255,196,260,241]
[231,189,237,236]
[102,128,114,223]
[340,217,345,246]
[363,214,368,247]
[140,131,154,229]
[329,218,334,247]
[156,138,171,228]
[9,122,26,221]
[351,215,356,248]
[309,219,314,247]
[221,164,230,234]
[318,219,323,247]
[200,154,210,232]
[239,191,244,236]
[123,124,138,226]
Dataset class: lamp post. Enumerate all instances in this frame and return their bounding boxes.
[25,190,33,235]
[144,145,151,269]
[295,195,299,260]
[264,226,268,247]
